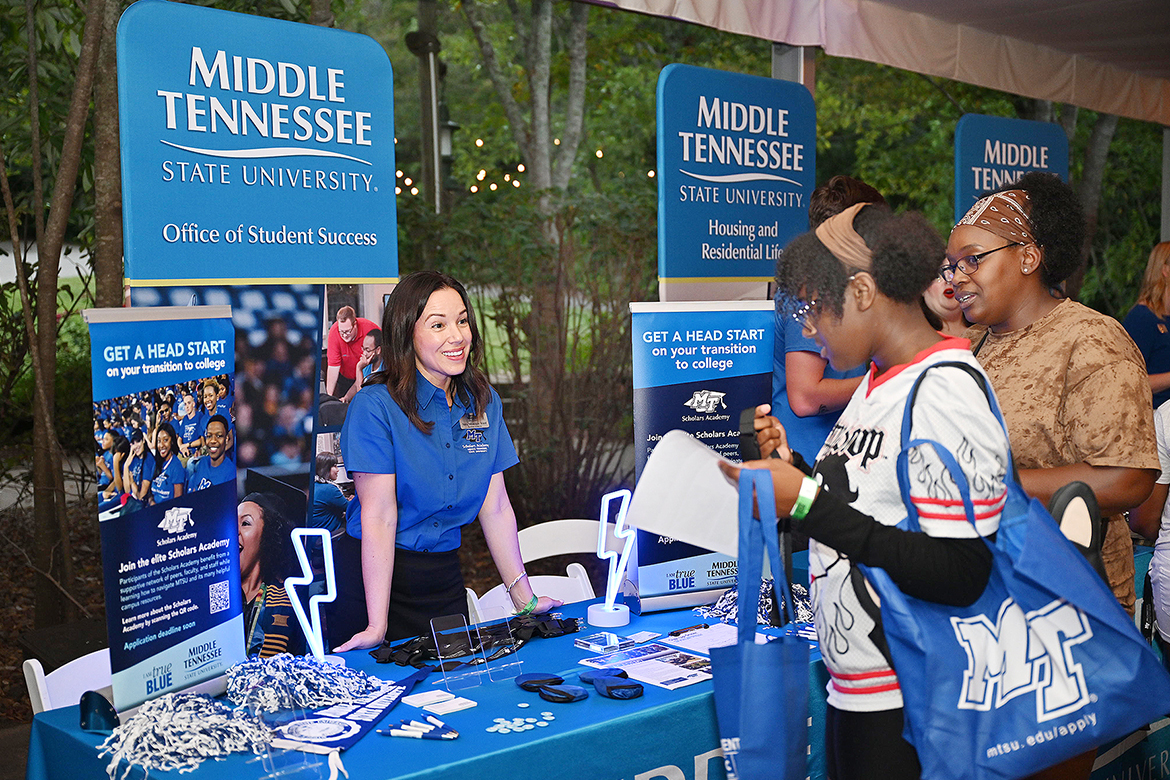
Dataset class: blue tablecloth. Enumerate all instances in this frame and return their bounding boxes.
[26,600,828,780]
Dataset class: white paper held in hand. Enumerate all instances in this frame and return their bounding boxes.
[625,430,739,557]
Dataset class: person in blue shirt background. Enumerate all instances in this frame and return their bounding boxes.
[311,452,347,533]
[187,415,234,492]
[332,271,561,651]
[1123,242,1170,408]
[150,422,186,504]
[769,176,880,461]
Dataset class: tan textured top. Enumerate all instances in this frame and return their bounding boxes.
[965,298,1158,612]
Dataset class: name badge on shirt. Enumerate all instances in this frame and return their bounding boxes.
[460,412,489,430]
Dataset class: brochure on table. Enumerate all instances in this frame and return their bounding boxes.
[629,301,773,603]
[86,306,244,712]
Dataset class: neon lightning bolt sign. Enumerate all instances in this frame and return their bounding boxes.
[598,489,635,610]
[284,528,337,661]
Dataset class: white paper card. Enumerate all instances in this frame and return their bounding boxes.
[401,689,454,707]
[626,430,739,556]
[424,696,477,715]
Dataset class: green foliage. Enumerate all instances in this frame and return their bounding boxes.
[1079,118,1164,317]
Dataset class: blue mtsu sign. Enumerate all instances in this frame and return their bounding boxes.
[117,0,397,285]
[657,64,816,282]
[954,113,1069,224]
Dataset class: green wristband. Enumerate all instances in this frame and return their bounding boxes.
[790,476,819,520]
[517,595,538,616]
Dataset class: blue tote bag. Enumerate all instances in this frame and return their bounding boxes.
[711,469,809,780]
[862,363,1170,780]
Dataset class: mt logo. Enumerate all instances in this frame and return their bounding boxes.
[951,598,1092,722]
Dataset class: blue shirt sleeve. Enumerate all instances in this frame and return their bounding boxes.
[341,387,397,475]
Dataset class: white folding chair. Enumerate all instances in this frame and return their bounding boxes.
[466,519,624,623]
[23,647,111,714]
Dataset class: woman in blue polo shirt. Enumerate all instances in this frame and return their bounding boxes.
[332,271,561,651]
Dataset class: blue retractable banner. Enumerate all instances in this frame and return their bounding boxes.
[86,306,245,712]
[117,0,397,285]
[954,113,1069,224]
[630,301,773,597]
[657,64,815,283]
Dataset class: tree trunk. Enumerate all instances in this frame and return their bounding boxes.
[310,0,334,27]
[1067,113,1119,300]
[29,0,108,627]
[93,0,124,309]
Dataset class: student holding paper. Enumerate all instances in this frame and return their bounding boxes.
[721,204,1011,780]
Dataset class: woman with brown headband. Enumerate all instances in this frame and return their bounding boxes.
[727,203,1012,780]
[949,172,1158,779]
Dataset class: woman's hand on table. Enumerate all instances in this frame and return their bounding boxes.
[333,626,386,653]
[533,595,564,614]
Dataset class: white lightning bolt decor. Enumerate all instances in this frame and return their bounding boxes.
[588,489,634,627]
[284,529,338,662]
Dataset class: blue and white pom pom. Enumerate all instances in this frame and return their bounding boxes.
[98,693,272,779]
[226,654,383,713]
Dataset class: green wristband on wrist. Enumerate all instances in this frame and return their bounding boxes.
[790,476,819,520]
[517,595,538,616]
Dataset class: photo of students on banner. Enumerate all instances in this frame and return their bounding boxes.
[130,285,319,476]
[93,374,236,517]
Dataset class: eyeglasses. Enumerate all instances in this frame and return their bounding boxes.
[940,242,1024,282]
[791,298,821,330]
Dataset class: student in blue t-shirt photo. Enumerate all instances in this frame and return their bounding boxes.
[187,415,235,492]
[150,422,186,504]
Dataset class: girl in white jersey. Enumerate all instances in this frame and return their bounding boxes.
[722,204,1012,780]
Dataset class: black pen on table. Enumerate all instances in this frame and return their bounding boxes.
[668,622,709,637]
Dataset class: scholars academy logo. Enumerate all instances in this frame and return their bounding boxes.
[951,597,1093,722]
[158,506,195,535]
[683,390,727,414]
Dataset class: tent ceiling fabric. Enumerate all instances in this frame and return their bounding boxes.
[594,0,1170,125]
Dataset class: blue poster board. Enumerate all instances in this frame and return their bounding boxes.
[117,0,397,285]
[657,64,816,284]
[954,113,1069,224]
[86,306,244,711]
[630,301,773,598]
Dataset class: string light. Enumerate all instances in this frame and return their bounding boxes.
[395,186,402,195]
[504,174,511,182]
[512,180,520,188]
[595,149,603,158]
[396,170,403,178]
[410,187,419,195]
[477,170,486,181]
[489,183,497,191]
[475,138,484,147]
[647,170,655,178]
[554,138,561,146]
[403,177,413,186]
[517,164,525,173]
[470,185,479,193]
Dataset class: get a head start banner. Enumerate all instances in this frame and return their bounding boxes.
[86,306,244,712]
[117,0,397,285]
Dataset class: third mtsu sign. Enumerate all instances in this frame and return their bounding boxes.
[657,64,816,287]
[954,113,1068,224]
